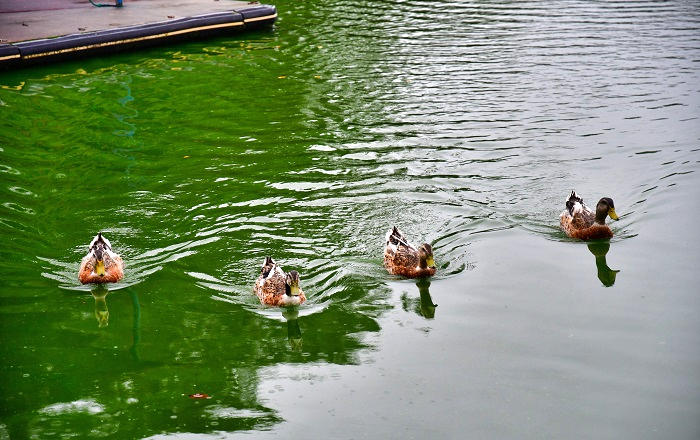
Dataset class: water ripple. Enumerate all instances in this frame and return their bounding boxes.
[2,0,699,315]
[39,236,220,291]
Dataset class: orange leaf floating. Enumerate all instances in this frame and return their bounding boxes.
[188,393,210,399]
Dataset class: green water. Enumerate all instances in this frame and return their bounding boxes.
[1,1,700,438]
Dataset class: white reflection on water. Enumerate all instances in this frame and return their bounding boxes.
[39,399,104,415]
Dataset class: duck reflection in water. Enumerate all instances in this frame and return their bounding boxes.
[91,286,110,328]
[282,308,303,351]
[401,278,438,319]
[587,241,620,287]
[88,287,142,361]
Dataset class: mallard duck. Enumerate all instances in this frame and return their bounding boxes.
[254,257,306,307]
[384,226,436,278]
[78,232,124,284]
[560,191,619,240]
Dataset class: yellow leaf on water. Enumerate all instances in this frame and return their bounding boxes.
[0,81,25,91]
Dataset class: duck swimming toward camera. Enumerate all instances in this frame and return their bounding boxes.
[384,226,436,278]
[78,233,124,284]
[560,191,619,240]
[254,257,306,307]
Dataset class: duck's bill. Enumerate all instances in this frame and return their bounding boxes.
[608,208,619,220]
[290,285,301,296]
[426,256,436,268]
[95,260,106,276]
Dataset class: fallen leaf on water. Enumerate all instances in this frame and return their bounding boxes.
[188,393,210,399]
[1,81,25,91]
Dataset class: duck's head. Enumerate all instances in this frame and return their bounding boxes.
[88,232,111,277]
[595,198,619,224]
[285,270,302,296]
[418,243,436,269]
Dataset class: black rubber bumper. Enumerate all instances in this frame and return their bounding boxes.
[0,4,276,69]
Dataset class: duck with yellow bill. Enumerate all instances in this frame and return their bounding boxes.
[78,232,124,284]
[560,191,619,240]
[383,226,436,278]
[254,257,306,307]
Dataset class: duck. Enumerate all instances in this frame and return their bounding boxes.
[560,191,619,240]
[383,226,436,278]
[254,257,306,307]
[78,232,124,284]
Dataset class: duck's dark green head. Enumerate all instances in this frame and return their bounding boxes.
[418,243,435,269]
[596,198,619,223]
[285,270,302,296]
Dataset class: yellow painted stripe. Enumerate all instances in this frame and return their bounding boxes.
[0,54,21,61]
[243,13,278,23]
[23,20,247,59]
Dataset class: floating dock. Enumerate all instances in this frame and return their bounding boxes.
[0,0,276,69]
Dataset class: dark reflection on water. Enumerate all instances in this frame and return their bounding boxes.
[282,308,303,351]
[401,278,438,319]
[587,241,620,288]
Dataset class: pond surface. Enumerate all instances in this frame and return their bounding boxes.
[1,0,699,438]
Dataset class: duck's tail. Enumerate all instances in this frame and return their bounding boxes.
[385,226,415,250]
[566,191,584,215]
[89,232,113,251]
[261,256,276,278]
[385,226,404,246]
[87,232,112,260]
